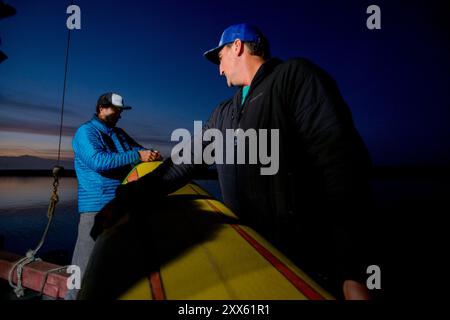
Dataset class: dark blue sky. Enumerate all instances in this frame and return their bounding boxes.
[0,0,449,166]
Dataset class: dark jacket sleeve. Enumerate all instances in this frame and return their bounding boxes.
[280,58,374,282]
[279,57,375,276]
[282,59,372,209]
[118,104,223,199]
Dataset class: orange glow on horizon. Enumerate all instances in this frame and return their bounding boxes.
[0,148,74,161]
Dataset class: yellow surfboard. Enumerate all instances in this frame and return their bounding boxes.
[119,161,334,300]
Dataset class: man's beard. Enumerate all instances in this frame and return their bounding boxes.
[104,114,119,127]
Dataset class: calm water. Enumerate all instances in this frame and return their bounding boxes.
[0,177,79,257]
[0,174,447,261]
[0,177,222,258]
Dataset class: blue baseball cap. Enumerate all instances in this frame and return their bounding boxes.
[204,23,264,65]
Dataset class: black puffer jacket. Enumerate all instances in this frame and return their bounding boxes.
[135,58,373,292]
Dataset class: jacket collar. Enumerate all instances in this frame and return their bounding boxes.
[90,115,113,134]
[250,58,283,88]
[233,58,283,106]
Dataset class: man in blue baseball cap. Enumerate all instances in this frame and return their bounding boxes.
[204,23,270,89]
[204,23,268,64]
[201,23,375,300]
[92,23,378,300]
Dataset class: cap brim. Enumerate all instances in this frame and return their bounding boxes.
[0,3,16,19]
[203,46,223,65]
[0,51,7,64]
[118,106,132,110]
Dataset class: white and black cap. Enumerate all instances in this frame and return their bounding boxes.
[97,92,132,110]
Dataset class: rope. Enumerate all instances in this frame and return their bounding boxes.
[7,1,74,297]
[7,254,42,297]
[56,21,72,165]
[8,166,63,297]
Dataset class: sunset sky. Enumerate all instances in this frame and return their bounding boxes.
[1,0,449,166]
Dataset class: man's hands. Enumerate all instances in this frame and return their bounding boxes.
[139,149,161,162]
[343,279,371,300]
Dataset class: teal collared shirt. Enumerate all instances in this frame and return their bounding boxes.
[242,85,250,105]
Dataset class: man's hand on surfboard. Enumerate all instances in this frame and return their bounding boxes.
[90,198,120,240]
[90,176,163,240]
[89,181,139,240]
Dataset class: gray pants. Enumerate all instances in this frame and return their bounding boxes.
[65,212,97,300]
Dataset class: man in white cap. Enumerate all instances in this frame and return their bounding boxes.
[66,92,160,299]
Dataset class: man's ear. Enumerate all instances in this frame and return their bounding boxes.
[98,106,105,116]
[234,39,245,56]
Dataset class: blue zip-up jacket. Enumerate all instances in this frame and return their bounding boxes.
[72,115,144,213]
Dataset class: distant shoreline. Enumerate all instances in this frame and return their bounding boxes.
[0,167,449,179]
[0,169,76,177]
[0,168,218,180]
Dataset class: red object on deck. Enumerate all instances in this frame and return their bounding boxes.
[0,251,69,299]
